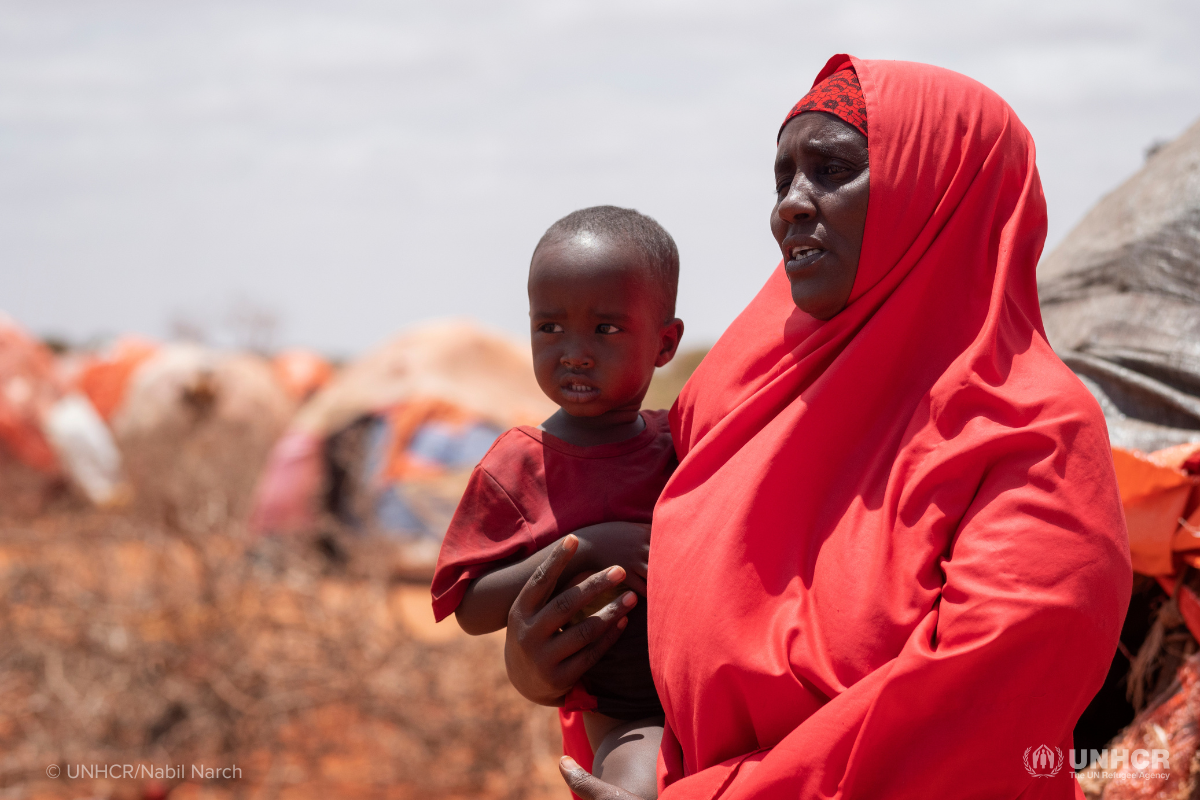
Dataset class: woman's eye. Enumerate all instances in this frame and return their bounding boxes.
[538,323,564,333]
[597,324,620,334]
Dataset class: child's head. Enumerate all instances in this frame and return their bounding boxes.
[528,206,684,418]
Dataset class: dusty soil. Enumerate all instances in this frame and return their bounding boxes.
[0,509,566,800]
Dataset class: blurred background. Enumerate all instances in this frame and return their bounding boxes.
[5,0,1200,353]
[4,1,1200,799]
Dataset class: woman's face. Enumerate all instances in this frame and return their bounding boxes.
[771,112,870,319]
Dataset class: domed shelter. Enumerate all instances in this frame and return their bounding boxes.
[250,319,557,548]
[112,344,295,530]
[1041,117,1200,790]
[291,318,554,438]
[0,314,66,513]
[0,314,128,512]
[271,348,334,403]
[1039,117,1200,453]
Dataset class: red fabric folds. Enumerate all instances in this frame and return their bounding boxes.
[559,708,594,800]
[649,55,1131,799]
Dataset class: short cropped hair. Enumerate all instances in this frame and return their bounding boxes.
[535,205,680,320]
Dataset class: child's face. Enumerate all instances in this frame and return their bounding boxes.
[528,233,679,418]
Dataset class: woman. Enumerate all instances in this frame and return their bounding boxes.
[506,54,1131,799]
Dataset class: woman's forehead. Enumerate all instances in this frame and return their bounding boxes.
[776,113,869,164]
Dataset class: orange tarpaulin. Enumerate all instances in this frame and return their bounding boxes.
[72,337,159,421]
[377,399,476,483]
[272,349,334,402]
[1114,443,1200,577]
[0,315,62,473]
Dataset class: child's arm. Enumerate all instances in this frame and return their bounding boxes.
[455,545,562,635]
[454,521,651,635]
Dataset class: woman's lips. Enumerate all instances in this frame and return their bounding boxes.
[560,381,601,403]
[786,246,826,271]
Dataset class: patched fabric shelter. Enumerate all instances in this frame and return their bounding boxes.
[1040,118,1200,452]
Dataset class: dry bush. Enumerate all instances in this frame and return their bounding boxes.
[0,510,565,800]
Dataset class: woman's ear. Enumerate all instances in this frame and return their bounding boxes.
[655,318,685,367]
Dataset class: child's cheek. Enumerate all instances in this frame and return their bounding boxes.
[532,354,559,396]
[531,345,555,374]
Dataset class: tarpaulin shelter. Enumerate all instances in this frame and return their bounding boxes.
[350,399,506,547]
[250,320,556,543]
[113,344,294,529]
[70,336,160,421]
[1077,447,1200,769]
[0,314,127,509]
[0,313,62,475]
[1117,444,1200,579]
[1040,118,1200,453]
[1051,118,1200,792]
[291,318,554,437]
[272,349,334,403]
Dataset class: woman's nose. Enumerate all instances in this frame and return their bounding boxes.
[778,176,818,222]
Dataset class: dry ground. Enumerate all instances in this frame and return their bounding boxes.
[0,507,566,800]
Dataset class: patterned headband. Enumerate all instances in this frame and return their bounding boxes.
[779,68,867,140]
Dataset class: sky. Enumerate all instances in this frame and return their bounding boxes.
[2,0,1199,356]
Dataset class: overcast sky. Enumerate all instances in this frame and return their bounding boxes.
[3,0,1199,355]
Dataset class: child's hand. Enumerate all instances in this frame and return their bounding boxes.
[573,522,651,596]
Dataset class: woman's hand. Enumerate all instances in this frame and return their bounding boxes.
[574,521,651,595]
[505,534,638,706]
[559,757,643,800]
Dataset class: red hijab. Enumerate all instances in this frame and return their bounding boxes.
[649,55,1131,798]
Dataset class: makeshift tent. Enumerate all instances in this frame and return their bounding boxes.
[113,344,294,529]
[0,314,64,512]
[250,320,556,543]
[291,318,554,436]
[0,314,127,508]
[1041,118,1200,768]
[1117,444,1200,579]
[272,349,334,402]
[1039,117,1200,453]
[70,336,160,421]
[0,314,62,474]
[346,399,505,543]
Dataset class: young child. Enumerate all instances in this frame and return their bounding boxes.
[430,205,684,799]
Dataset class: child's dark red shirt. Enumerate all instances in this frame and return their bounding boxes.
[431,408,675,772]
[431,408,675,621]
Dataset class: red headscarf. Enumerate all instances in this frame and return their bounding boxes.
[649,55,1130,798]
[780,68,867,138]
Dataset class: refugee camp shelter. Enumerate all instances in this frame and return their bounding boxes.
[251,319,557,546]
[113,344,295,529]
[1039,117,1200,453]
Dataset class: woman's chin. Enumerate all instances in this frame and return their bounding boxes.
[789,287,845,320]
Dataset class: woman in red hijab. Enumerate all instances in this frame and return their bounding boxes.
[507,55,1131,799]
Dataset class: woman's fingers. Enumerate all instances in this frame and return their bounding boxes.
[621,571,648,596]
[559,757,641,800]
[556,593,636,676]
[503,540,638,706]
[537,564,628,634]
[511,534,579,623]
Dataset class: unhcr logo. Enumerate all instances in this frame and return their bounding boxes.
[1024,745,1171,779]
[1023,745,1064,777]
[1073,747,1170,775]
